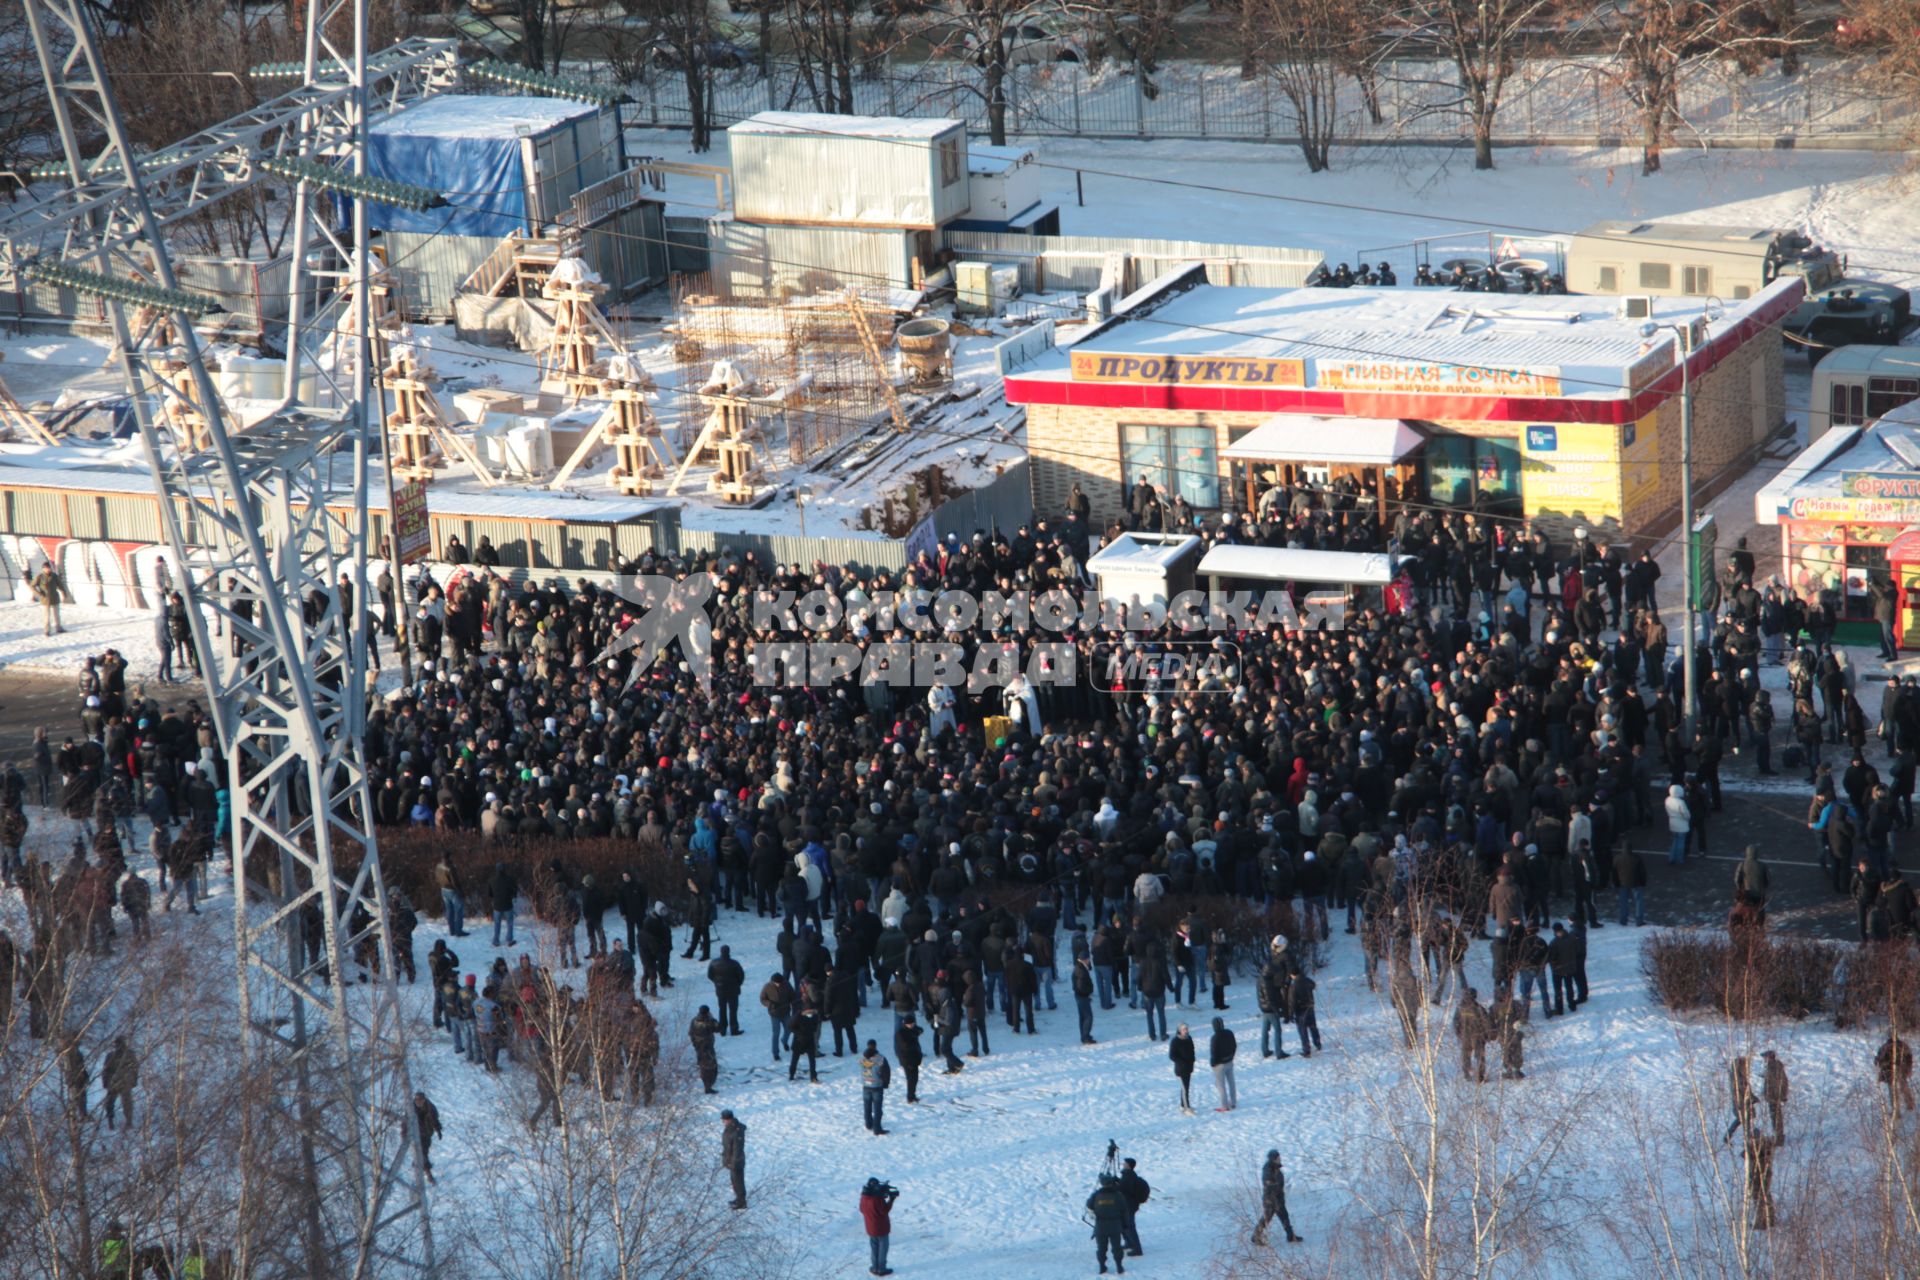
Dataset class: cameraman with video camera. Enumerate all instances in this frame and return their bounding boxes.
[860,1177,899,1276]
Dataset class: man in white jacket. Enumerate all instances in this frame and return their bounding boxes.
[1665,784,1691,866]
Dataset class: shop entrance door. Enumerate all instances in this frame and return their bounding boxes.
[1888,528,1920,650]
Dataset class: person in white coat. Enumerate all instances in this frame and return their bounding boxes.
[927,683,957,739]
[1004,674,1043,738]
[1665,784,1692,867]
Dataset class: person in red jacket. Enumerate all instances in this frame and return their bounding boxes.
[860,1177,899,1276]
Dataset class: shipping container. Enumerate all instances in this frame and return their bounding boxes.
[707,217,927,298]
[728,112,971,230]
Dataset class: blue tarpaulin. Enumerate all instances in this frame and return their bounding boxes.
[364,94,600,238]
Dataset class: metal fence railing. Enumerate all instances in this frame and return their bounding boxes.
[603,54,1912,148]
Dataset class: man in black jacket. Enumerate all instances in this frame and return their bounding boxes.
[488,863,518,948]
[1209,1016,1237,1111]
[617,871,648,950]
[1117,1157,1149,1257]
[708,945,746,1035]
[1072,956,1097,1045]
[894,1014,924,1102]
[1251,1149,1303,1245]
[1546,923,1579,1015]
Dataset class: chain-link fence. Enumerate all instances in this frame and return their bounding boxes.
[610,54,1911,148]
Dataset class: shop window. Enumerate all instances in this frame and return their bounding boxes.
[1425,436,1518,512]
[1848,543,1890,617]
[1682,265,1711,294]
[1639,262,1673,289]
[1867,376,1920,421]
[1831,382,1866,427]
[1120,424,1220,509]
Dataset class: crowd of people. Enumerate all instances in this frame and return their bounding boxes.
[7,466,1920,1275]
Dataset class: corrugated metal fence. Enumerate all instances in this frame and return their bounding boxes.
[930,458,1033,542]
[944,231,1321,293]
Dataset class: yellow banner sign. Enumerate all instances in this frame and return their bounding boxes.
[1070,350,1305,388]
[1317,360,1563,397]
[1788,495,1920,524]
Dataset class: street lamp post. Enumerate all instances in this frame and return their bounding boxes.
[1644,316,1706,737]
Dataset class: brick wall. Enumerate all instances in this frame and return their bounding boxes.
[1027,404,1259,526]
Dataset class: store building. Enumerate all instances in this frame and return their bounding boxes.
[1000,264,1800,544]
[1755,401,1920,645]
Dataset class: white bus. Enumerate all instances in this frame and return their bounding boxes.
[1810,345,1920,436]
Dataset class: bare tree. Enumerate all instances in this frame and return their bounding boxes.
[1215,901,1590,1280]
[1389,0,1578,169]
[0,882,310,1280]
[1584,0,1811,174]
[625,0,721,150]
[1839,0,1920,135]
[0,5,56,201]
[518,0,586,74]
[458,961,792,1280]
[915,0,1064,146]
[1061,0,1182,98]
[784,0,863,113]
[1243,0,1374,171]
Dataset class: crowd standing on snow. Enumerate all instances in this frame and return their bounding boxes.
[6,471,1920,1273]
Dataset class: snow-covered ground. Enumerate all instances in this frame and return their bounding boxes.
[2,820,1898,1280]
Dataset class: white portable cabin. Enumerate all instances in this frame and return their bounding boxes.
[1810,345,1920,436]
[1567,221,1778,301]
[950,144,1058,234]
[727,112,972,230]
[1087,532,1202,609]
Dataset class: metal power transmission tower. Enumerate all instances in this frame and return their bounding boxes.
[14,0,437,1274]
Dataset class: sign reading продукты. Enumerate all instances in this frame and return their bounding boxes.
[1069,351,1307,387]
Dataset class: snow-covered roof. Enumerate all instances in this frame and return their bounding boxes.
[1222,415,1425,465]
[1575,220,1776,252]
[1011,276,1801,401]
[1762,400,1920,524]
[1088,532,1201,574]
[729,111,962,141]
[0,459,666,524]
[1197,545,1395,586]
[968,144,1032,175]
[0,464,158,494]
[370,93,598,141]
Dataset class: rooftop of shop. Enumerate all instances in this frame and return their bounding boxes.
[1757,401,1920,524]
[1005,268,1801,402]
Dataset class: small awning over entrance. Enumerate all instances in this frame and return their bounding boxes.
[1222,414,1426,465]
